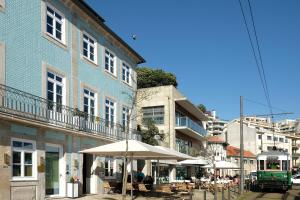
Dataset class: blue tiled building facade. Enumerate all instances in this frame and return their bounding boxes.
[0,0,144,199]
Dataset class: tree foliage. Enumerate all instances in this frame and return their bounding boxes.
[197,104,207,113]
[138,119,165,146]
[136,67,178,89]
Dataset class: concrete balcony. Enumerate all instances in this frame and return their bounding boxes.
[292,144,300,149]
[0,84,140,141]
[292,153,300,158]
[175,116,207,140]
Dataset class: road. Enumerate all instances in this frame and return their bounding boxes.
[239,185,300,200]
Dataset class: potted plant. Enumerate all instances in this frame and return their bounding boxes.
[67,176,79,198]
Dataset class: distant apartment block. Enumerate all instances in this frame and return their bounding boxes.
[204,110,228,138]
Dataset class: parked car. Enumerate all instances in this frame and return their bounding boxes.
[249,171,257,184]
[292,174,300,184]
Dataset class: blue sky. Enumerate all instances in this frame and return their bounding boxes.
[86,0,300,121]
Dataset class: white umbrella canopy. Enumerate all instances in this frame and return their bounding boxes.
[202,160,239,169]
[178,156,208,165]
[80,140,182,159]
[154,146,196,161]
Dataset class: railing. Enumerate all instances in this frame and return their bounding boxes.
[175,116,207,136]
[0,84,141,141]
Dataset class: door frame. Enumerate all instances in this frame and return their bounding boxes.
[45,143,66,197]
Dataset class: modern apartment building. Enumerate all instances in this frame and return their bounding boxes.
[204,110,228,138]
[0,1,144,199]
[137,85,207,182]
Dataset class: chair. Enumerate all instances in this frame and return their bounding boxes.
[156,185,174,196]
[126,183,137,192]
[138,183,150,196]
[103,181,115,194]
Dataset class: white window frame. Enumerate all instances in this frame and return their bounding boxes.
[104,157,115,178]
[122,62,131,85]
[83,88,97,116]
[82,31,97,64]
[122,106,130,129]
[104,49,116,76]
[45,3,66,44]
[47,71,66,111]
[105,98,116,125]
[11,138,37,181]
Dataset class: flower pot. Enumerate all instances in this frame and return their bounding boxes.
[67,182,79,198]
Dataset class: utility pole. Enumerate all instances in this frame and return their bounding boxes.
[240,96,244,194]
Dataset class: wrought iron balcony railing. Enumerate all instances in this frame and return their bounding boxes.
[0,84,140,141]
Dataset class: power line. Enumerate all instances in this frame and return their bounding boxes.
[244,97,288,113]
[238,0,271,113]
[247,0,273,115]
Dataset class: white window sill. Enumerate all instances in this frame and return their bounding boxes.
[81,55,98,67]
[43,32,67,51]
[104,70,118,80]
[11,177,38,182]
[121,80,133,88]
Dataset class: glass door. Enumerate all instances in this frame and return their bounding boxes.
[45,145,60,196]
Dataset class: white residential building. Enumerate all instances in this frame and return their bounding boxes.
[205,110,228,138]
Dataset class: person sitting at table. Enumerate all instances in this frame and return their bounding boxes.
[136,169,145,183]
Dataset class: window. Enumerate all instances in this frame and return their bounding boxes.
[267,136,272,140]
[142,106,164,125]
[259,160,264,170]
[250,160,254,164]
[82,33,97,63]
[274,137,278,142]
[83,89,96,116]
[122,106,130,129]
[105,157,114,177]
[46,4,65,43]
[279,138,284,142]
[47,71,64,112]
[267,146,273,151]
[105,99,115,126]
[122,62,131,84]
[244,159,247,164]
[12,139,36,179]
[266,158,280,170]
[258,135,262,140]
[105,50,116,75]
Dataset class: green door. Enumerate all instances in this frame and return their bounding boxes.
[45,145,60,195]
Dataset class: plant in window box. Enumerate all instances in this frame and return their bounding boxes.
[67,176,79,198]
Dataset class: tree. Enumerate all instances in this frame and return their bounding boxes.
[138,119,165,145]
[136,67,178,89]
[197,104,207,113]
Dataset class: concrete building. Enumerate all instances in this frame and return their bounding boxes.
[226,120,292,170]
[0,0,144,199]
[226,146,256,176]
[205,110,228,138]
[137,85,207,182]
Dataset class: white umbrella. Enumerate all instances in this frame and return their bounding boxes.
[154,146,196,161]
[202,160,239,169]
[178,156,208,165]
[80,140,189,199]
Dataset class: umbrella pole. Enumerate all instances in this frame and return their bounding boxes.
[157,159,160,185]
[131,154,133,200]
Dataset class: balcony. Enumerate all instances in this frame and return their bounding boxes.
[292,153,300,158]
[0,84,140,141]
[175,116,207,139]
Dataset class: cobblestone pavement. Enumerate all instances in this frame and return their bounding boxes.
[46,189,219,200]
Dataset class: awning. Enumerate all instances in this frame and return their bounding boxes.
[175,98,208,121]
[202,161,239,169]
[178,157,208,165]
